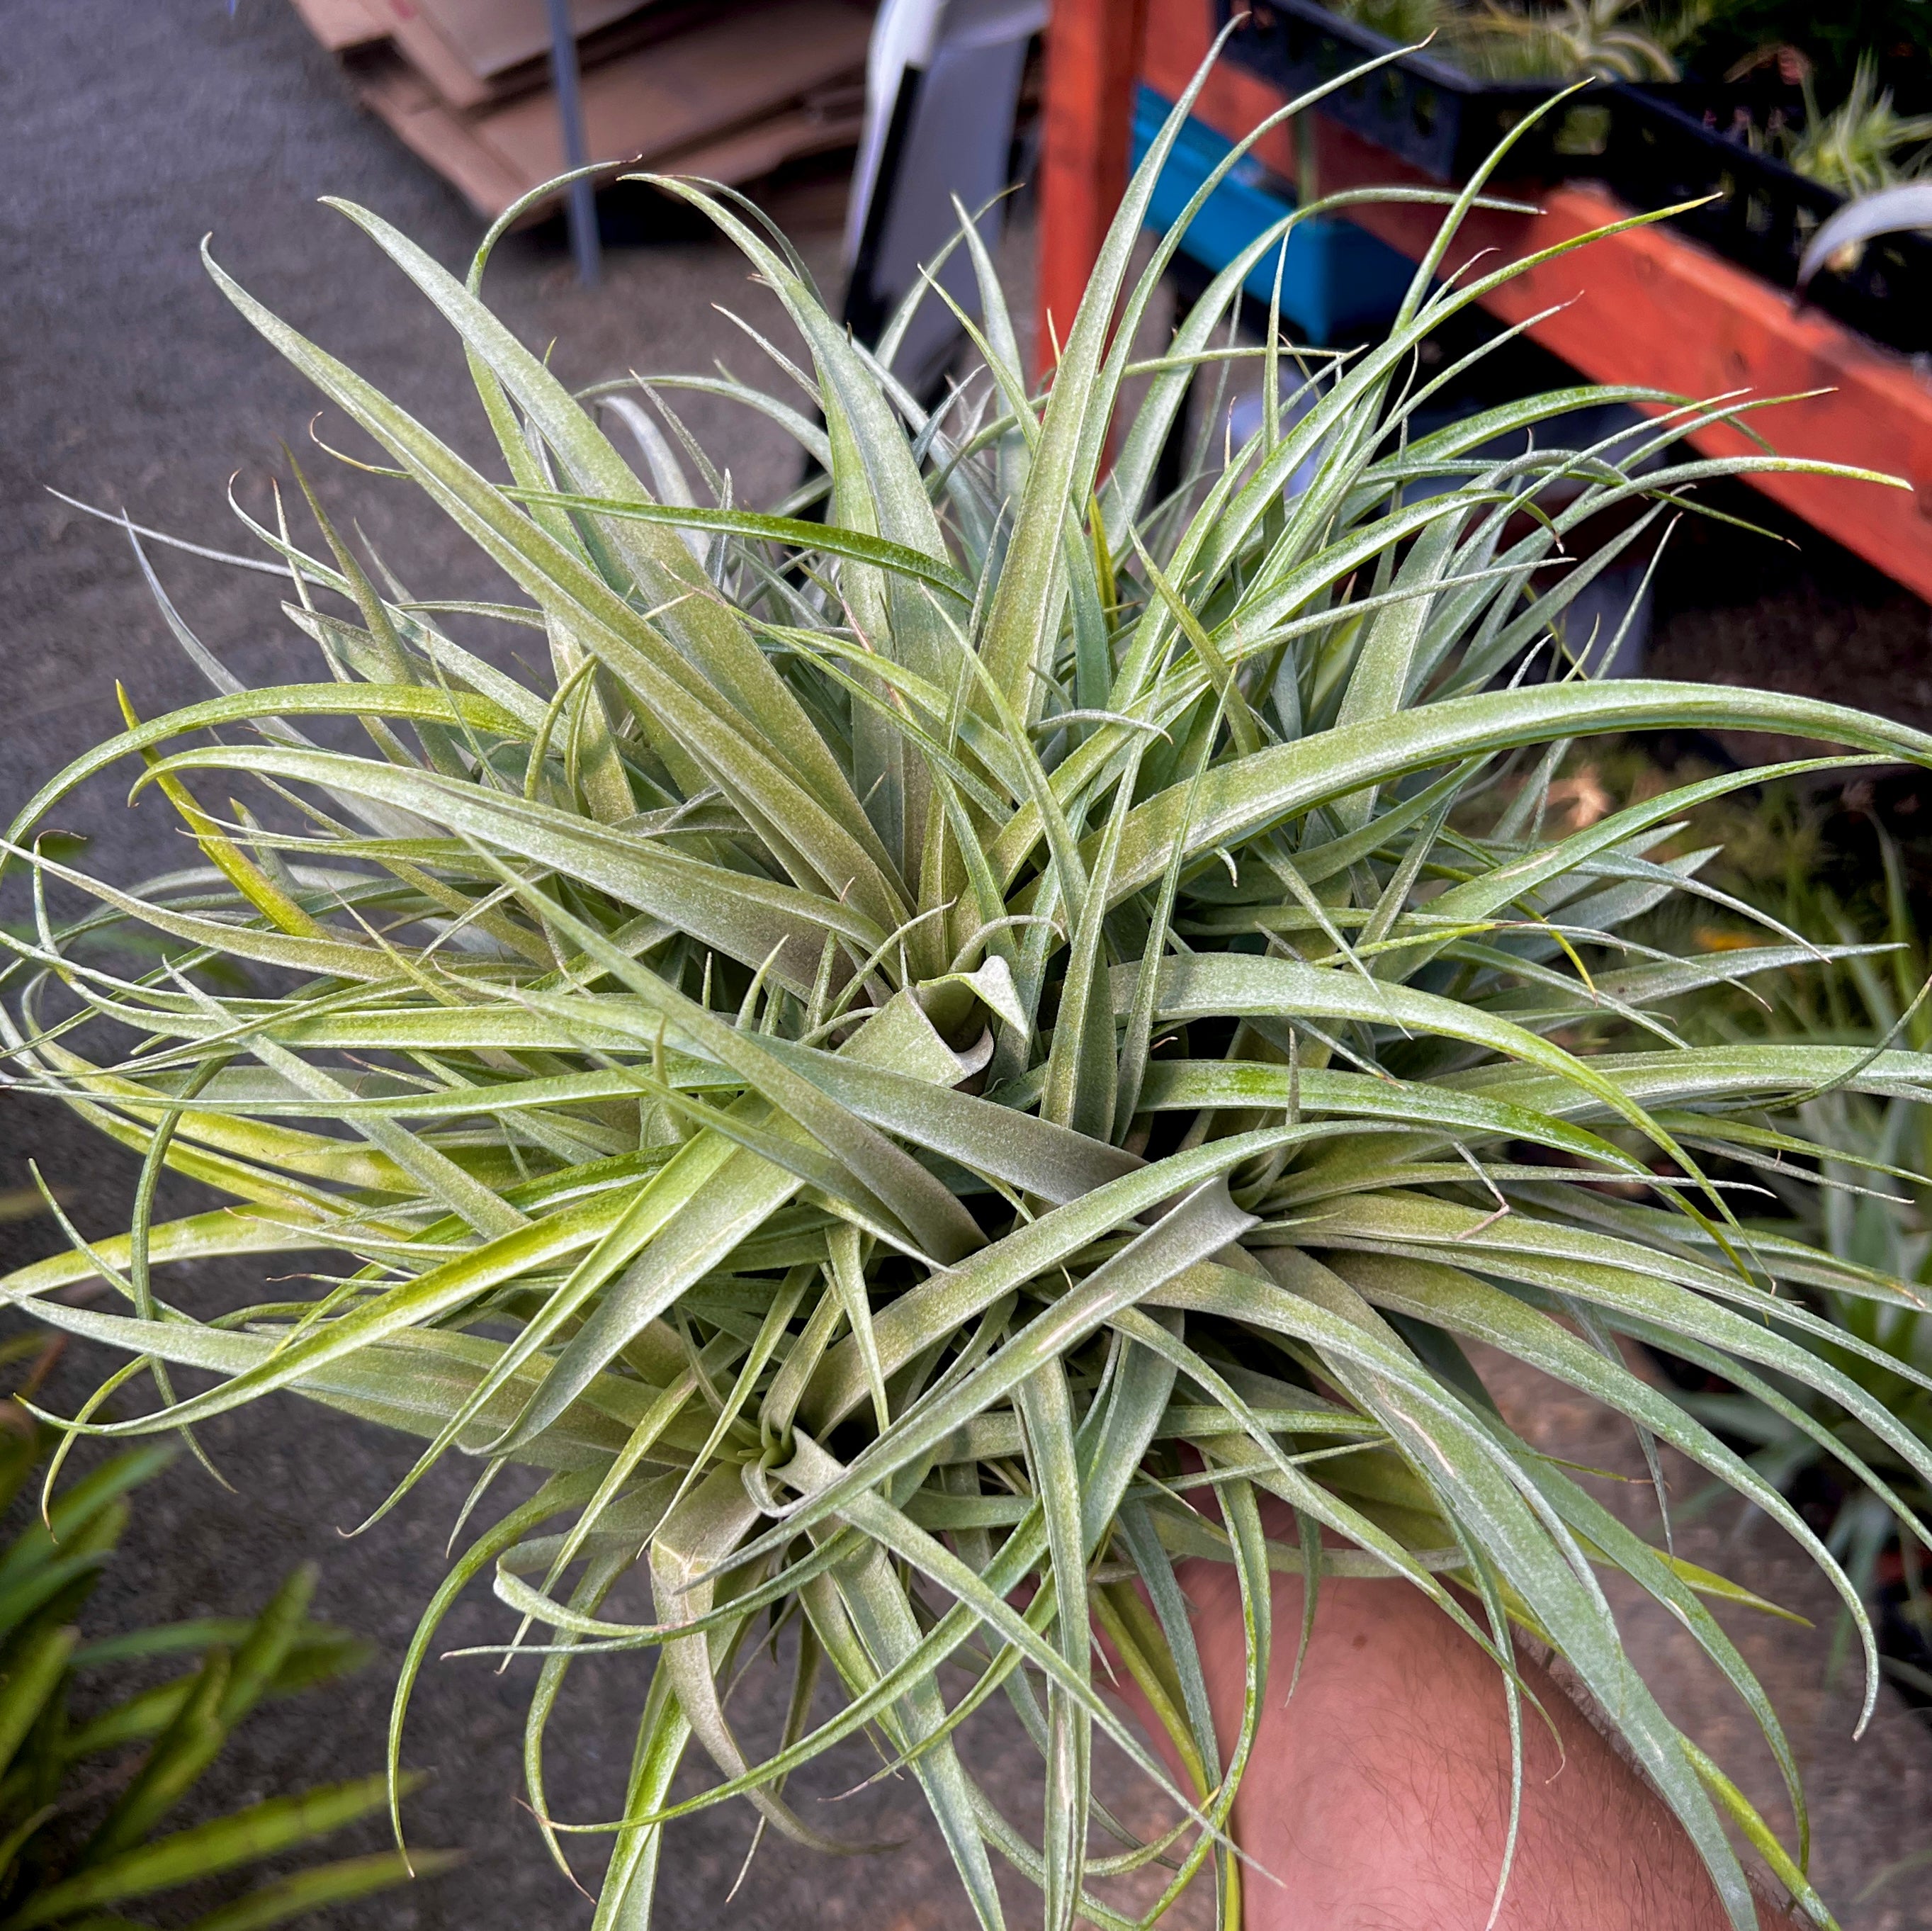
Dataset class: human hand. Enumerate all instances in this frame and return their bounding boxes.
[1107,1553,1803,1930]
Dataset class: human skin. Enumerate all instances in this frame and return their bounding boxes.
[1111,1555,1805,1931]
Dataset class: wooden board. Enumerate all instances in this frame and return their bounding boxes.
[356,55,532,216]
[653,98,866,189]
[1037,0,1148,365]
[1040,0,1932,604]
[287,0,385,52]
[476,0,867,182]
[361,0,650,108]
[356,0,872,220]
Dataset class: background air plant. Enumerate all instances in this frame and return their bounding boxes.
[1783,52,1932,197]
[1449,0,1698,82]
[1654,795,1932,1677]
[1326,0,1705,83]
[5,45,1932,1931]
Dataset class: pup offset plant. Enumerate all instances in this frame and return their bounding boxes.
[7,47,1932,1931]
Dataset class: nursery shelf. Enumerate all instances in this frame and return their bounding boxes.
[1039,0,1932,606]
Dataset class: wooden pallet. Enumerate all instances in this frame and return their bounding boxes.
[288,0,385,51]
[1039,0,1932,604]
[356,0,645,109]
[287,0,872,223]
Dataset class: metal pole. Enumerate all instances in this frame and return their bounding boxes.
[543,0,601,285]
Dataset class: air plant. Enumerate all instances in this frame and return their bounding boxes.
[4,40,1932,1931]
[1325,0,1694,83]
[1448,0,1699,82]
[1784,54,1932,198]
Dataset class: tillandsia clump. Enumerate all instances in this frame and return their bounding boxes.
[9,43,1932,1931]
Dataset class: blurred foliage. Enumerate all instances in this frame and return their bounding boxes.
[1685,0,1932,101]
[1333,0,1700,79]
[1540,751,1932,1682]
[0,1338,455,1931]
[1457,0,1705,80]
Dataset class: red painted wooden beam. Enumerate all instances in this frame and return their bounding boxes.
[1340,169,1932,600]
[1038,0,1150,376]
[1044,0,1932,602]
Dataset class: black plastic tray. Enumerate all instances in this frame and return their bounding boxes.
[1215,0,1617,181]
[1213,0,1932,356]
[1605,84,1932,355]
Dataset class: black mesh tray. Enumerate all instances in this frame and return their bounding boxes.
[1214,0,1618,181]
[1604,84,1932,355]
[1211,1,1932,356]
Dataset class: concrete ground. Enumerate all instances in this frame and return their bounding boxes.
[1485,1353,1932,1931]
[1,1,1930,1926]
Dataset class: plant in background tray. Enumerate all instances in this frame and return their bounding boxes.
[6,38,1932,1931]
[1679,0,1932,103]
[0,1341,453,1931]
[1781,52,1932,196]
[1333,0,1450,50]
[1324,0,1702,83]
[1450,0,1698,81]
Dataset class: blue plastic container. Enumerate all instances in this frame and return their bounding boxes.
[1130,84,1417,344]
